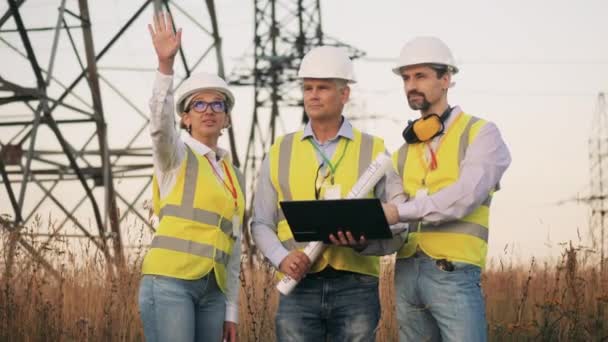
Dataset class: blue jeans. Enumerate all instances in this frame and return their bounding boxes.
[138,273,226,342]
[275,271,380,342]
[394,253,487,342]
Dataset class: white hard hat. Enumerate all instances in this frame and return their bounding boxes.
[392,36,458,75]
[298,46,357,83]
[174,72,235,116]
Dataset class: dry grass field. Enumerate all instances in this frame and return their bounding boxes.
[1,217,606,341]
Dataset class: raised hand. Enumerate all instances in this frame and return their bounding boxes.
[148,12,182,75]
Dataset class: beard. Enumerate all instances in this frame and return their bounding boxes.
[407,91,431,111]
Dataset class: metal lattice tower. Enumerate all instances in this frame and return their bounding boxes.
[589,92,608,276]
[228,0,364,199]
[0,0,232,277]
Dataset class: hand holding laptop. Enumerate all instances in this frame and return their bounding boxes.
[329,202,399,248]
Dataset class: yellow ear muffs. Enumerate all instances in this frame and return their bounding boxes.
[402,114,444,144]
[413,115,443,141]
[402,107,453,144]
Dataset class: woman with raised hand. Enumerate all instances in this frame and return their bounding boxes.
[138,12,244,342]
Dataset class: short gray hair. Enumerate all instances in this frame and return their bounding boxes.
[300,78,349,91]
[333,78,348,90]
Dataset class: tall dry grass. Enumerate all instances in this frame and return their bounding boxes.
[0,214,144,341]
[483,242,608,341]
[1,216,607,341]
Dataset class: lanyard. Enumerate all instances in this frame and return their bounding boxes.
[416,112,464,185]
[427,144,438,170]
[204,156,238,209]
[308,138,350,183]
[416,142,436,175]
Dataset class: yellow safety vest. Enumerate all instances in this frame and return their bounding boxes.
[143,147,245,293]
[269,129,385,277]
[392,112,492,268]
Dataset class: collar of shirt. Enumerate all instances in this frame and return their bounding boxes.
[301,115,354,144]
[422,105,464,166]
[181,132,230,162]
[426,105,463,147]
[442,105,463,134]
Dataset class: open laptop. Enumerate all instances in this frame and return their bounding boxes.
[279,198,392,243]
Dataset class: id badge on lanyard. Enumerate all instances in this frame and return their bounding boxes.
[310,139,349,201]
[232,214,240,238]
[323,184,342,200]
[415,188,429,198]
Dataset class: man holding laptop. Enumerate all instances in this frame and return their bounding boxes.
[251,45,405,341]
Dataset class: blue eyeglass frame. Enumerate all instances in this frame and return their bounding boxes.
[188,100,227,113]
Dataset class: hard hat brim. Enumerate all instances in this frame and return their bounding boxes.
[392,63,459,76]
[297,76,357,84]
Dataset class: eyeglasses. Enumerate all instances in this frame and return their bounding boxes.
[313,162,331,200]
[188,100,226,113]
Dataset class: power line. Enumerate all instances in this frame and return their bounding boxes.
[587,92,608,275]
[362,56,608,65]
[354,87,600,98]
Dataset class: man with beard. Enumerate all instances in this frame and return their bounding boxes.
[382,36,512,341]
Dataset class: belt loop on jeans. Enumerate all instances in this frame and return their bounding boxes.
[413,246,426,258]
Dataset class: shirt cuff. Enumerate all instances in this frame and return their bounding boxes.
[397,201,419,222]
[153,71,174,95]
[225,302,238,323]
[390,222,409,234]
[268,247,290,269]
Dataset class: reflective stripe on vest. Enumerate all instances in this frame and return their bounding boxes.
[422,221,489,242]
[358,132,375,179]
[159,205,234,237]
[150,235,230,266]
[278,133,296,201]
